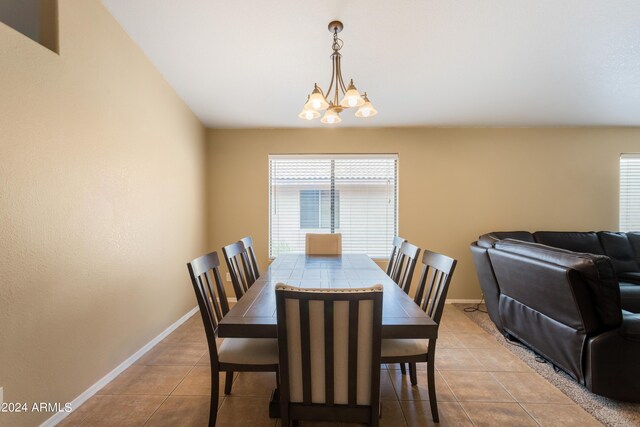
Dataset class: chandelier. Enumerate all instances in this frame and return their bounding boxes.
[299,21,378,124]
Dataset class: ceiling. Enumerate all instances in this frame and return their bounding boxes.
[101,0,640,128]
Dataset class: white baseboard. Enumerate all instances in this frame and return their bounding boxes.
[42,306,199,427]
[446,299,482,304]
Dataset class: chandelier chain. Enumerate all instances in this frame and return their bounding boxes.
[332,30,343,53]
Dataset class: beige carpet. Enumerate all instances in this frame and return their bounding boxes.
[455,304,640,427]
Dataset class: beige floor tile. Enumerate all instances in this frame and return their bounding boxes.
[229,371,279,397]
[434,348,485,371]
[439,371,514,403]
[76,394,165,426]
[380,370,397,401]
[471,347,532,372]
[196,352,211,366]
[437,331,466,349]
[401,401,473,427]
[172,366,236,398]
[137,342,207,366]
[98,365,191,395]
[144,395,210,427]
[275,420,338,427]
[57,398,100,427]
[379,400,408,427]
[492,372,572,404]
[454,332,501,349]
[389,367,456,402]
[216,397,276,427]
[459,402,539,427]
[521,403,602,426]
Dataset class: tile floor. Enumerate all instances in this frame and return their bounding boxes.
[58,305,602,426]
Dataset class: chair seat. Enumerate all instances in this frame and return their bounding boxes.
[218,338,279,365]
[381,338,428,358]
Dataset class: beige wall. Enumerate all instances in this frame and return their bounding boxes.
[206,128,640,299]
[0,1,206,425]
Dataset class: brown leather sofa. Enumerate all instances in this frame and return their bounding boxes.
[470,231,640,402]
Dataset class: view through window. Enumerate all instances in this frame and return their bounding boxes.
[269,154,398,258]
[620,154,640,231]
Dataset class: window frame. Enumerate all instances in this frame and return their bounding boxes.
[619,153,640,232]
[268,153,399,260]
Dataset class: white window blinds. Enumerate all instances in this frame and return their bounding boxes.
[620,154,640,231]
[269,154,398,258]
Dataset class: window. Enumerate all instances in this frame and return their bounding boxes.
[269,154,398,258]
[300,190,340,229]
[620,154,640,231]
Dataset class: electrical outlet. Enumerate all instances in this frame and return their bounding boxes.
[226,273,231,282]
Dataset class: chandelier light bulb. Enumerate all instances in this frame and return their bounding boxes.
[355,93,378,118]
[321,107,342,124]
[304,84,329,111]
[340,80,365,108]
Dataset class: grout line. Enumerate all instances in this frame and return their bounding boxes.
[518,402,544,427]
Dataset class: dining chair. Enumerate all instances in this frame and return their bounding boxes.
[240,236,261,282]
[386,236,407,279]
[187,251,279,427]
[380,250,457,423]
[393,242,421,294]
[275,283,383,427]
[222,240,255,299]
[305,233,342,255]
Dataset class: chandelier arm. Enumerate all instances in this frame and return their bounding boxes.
[336,55,348,94]
[326,54,337,103]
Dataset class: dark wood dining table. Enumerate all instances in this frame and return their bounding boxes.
[218,253,437,339]
[217,253,438,418]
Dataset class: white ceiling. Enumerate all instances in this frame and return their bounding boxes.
[101,0,640,128]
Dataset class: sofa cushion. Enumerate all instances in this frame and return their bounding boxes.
[494,239,622,327]
[619,272,640,285]
[626,232,640,264]
[598,232,640,273]
[620,282,640,313]
[533,231,605,255]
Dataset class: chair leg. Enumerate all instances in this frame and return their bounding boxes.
[399,363,406,375]
[409,362,418,386]
[224,370,233,395]
[427,349,439,422]
[209,370,220,427]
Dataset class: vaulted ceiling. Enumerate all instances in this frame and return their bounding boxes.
[101,0,640,128]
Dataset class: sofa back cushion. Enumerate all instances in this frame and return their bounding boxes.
[533,231,605,255]
[598,232,640,273]
[477,231,534,248]
[492,239,622,328]
[626,232,640,264]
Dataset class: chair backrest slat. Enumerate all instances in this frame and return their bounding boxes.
[275,284,383,424]
[324,300,335,405]
[386,236,407,278]
[413,250,457,325]
[299,299,313,405]
[222,240,256,299]
[241,236,261,282]
[348,299,359,405]
[394,242,421,294]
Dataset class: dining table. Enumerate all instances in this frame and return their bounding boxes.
[217,253,438,417]
[218,253,437,339]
